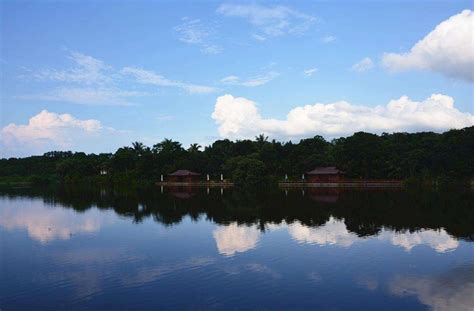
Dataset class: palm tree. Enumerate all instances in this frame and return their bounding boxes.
[132,141,150,157]
[132,141,145,151]
[188,143,202,153]
[255,134,269,144]
[153,138,183,154]
[255,134,269,149]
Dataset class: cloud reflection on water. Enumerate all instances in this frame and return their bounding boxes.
[213,217,460,256]
[0,198,112,243]
[213,222,261,256]
[389,264,474,311]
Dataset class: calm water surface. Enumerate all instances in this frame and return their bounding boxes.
[1,187,473,310]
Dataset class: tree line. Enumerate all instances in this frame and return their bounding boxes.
[1,126,473,186]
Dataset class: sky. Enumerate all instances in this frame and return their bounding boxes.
[1,0,473,157]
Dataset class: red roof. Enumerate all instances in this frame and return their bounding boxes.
[306,166,345,175]
[168,169,200,176]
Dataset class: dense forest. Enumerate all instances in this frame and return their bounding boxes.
[1,126,473,186]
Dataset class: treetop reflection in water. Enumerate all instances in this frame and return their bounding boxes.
[0,186,473,310]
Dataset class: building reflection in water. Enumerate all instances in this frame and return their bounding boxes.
[307,188,340,203]
[166,186,198,200]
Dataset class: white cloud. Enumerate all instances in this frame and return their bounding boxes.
[217,3,316,37]
[221,71,279,87]
[213,222,260,256]
[121,67,217,94]
[383,9,474,82]
[22,51,214,106]
[174,18,222,54]
[211,94,474,139]
[156,114,175,122]
[304,67,318,77]
[1,110,106,156]
[24,51,150,105]
[33,51,111,85]
[321,35,336,43]
[252,33,267,41]
[19,87,144,106]
[352,57,374,72]
[200,44,222,55]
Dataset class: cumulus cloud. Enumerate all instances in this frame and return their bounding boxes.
[122,67,217,94]
[1,110,106,156]
[383,10,474,82]
[213,223,261,256]
[217,3,316,38]
[221,71,279,87]
[211,94,474,139]
[174,17,222,54]
[352,57,374,72]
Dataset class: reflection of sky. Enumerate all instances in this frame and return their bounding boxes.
[214,217,460,256]
[0,196,460,254]
[389,265,474,311]
[1,196,472,310]
[288,218,459,253]
[288,217,357,247]
[0,197,113,243]
[382,229,459,253]
[213,222,260,256]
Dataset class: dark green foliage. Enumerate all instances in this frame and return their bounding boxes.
[224,155,267,187]
[0,127,473,186]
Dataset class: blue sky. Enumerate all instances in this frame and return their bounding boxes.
[1,1,473,157]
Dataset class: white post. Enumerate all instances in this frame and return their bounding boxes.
[207,187,210,195]
[160,185,163,194]
[207,174,210,181]
[221,187,224,195]
[302,174,305,181]
[160,174,163,182]
[285,174,288,181]
[220,174,223,181]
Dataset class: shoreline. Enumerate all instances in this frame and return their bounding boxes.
[279,181,404,188]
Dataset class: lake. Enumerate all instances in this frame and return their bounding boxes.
[1,186,473,310]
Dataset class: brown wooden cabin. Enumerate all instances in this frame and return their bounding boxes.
[167,170,200,183]
[306,167,345,183]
